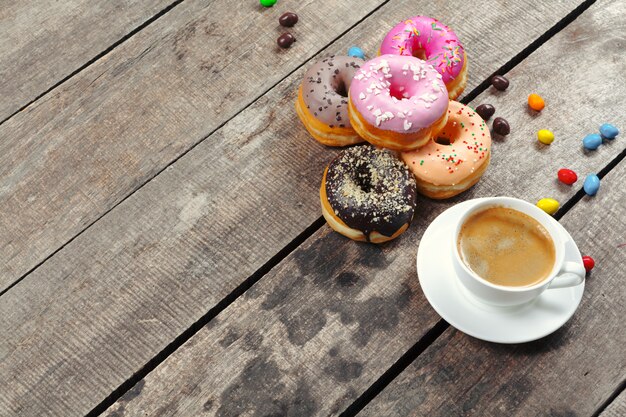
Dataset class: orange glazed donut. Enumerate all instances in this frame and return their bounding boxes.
[401,101,491,199]
[296,55,365,146]
[348,55,449,151]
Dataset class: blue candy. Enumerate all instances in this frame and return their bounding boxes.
[583,133,602,150]
[348,46,366,60]
[583,174,600,196]
[599,123,619,140]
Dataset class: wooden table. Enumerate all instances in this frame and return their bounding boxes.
[1,0,624,415]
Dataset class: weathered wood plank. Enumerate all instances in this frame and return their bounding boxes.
[0,0,385,292]
[600,388,626,417]
[0,1,595,416]
[0,0,171,121]
[360,161,626,417]
[0,2,608,415]
[99,1,625,415]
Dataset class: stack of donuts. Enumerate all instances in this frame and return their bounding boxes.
[296,16,492,243]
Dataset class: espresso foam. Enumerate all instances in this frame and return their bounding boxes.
[457,206,556,287]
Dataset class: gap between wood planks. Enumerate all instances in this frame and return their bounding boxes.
[80,0,621,414]
[0,0,186,128]
[592,378,626,417]
[0,0,395,299]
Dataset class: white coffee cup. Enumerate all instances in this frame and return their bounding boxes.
[452,197,585,307]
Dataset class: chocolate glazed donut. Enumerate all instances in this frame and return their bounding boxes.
[320,145,417,243]
[296,55,365,146]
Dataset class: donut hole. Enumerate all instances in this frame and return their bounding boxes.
[411,48,427,60]
[389,81,418,100]
[334,80,348,97]
[435,120,463,145]
[354,167,374,193]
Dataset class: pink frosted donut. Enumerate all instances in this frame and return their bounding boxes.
[348,54,449,151]
[380,16,467,99]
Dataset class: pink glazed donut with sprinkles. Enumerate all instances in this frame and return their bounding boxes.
[348,54,449,151]
[380,16,467,99]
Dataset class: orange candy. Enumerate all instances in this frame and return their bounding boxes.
[528,94,545,111]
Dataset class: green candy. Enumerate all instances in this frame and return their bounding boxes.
[260,0,277,6]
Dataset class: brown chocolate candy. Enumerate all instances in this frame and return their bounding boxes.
[277,33,295,48]
[491,75,509,91]
[493,117,510,135]
[475,104,495,121]
[279,12,298,27]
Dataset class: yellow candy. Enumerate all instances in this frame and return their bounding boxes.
[536,198,560,215]
[537,129,555,145]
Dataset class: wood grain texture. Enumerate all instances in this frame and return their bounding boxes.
[600,388,626,417]
[360,161,626,417]
[0,0,385,292]
[0,1,606,416]
[0,0,594,415]
[100,1,625,415]
[0,0,171,121]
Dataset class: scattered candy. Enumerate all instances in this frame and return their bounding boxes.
[279,12,298,27]
[583,133,602,150]
[491,75,509,91]
[582,256,595,272]
[475,104,495,121]
[537,129,555,145]
[260,0,277,6]
[277,32,295,48]
[347,46,366,60]
[583,174,600,196]
[557,168,578,185]
[536,198,559,215]
[492,117,510,135]
[528,93,545,111]
[599,123,619,140]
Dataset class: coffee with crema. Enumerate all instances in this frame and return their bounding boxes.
[457,206,556,287]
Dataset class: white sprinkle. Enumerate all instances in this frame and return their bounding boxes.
[398,86,405,91]
[402,64,409,70]
[436,73,443,79]
[373,108,382,116]
[366,105,374,110]
[354,73,364,80]
[384,111,394,119]
[397,112,405,118]
[359,92,366,100]
[404,120,412,131]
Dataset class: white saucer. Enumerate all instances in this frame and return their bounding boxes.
[417,198,585,344]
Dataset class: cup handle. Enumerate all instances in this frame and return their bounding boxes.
[547,261,586,289]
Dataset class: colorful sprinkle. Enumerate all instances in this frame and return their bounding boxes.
[536,198,560,215]
[583,133,602,150]
[537,129,555,145]
[347,46,366,60]
[557,168,578,185]
[582,255,595,272]
[528,94,545,111]
[583,174,600,196]
[599,123,619,140]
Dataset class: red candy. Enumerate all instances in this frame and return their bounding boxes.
[558,168,578,185]
[582,256,595,272]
